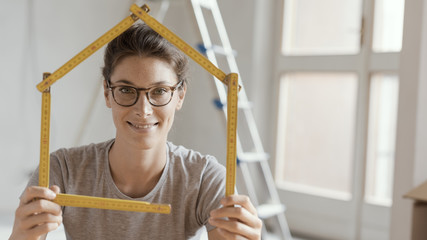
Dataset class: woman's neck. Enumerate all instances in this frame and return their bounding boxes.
[108,139,167,198]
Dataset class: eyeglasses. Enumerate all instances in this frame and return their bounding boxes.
[107,80,183,107]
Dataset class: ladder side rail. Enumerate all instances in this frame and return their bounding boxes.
[195,0,254,117]
[191,0,261,206]
[191,0,249,155]
[208,0,269,157]
[260,162,283,203]
[201,0,249,101]
[199,0,282,204]
[191,0,228,103]
[242,105,268,153]
[208,0,240,76]
[192,0,266,159]
[208,0,253,105]
[157,0,171,22]
[205,2,288,227]
[239,164,260,206]
[192,0,247,167]
[208,4,283,203]
[277,212,294,240]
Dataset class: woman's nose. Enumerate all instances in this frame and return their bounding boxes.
[135,92,153,116]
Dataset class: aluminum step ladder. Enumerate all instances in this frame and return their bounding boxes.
[147,0,293,238]
[188,0,293,239]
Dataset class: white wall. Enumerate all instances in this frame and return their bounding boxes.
[0,0,256,225]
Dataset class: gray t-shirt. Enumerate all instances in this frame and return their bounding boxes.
[27,139,226,239]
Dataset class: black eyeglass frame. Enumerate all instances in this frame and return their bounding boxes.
[106,80,184,107]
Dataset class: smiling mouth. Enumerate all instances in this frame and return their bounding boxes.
[128,122,159,129]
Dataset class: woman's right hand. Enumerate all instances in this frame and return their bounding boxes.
[9,185,63,240]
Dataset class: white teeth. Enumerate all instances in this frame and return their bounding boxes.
[135,124,151,129]
[131,123,155,129]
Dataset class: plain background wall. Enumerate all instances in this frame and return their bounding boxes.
[0,0,257,221]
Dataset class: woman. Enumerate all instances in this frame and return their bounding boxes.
[9,23,262,240]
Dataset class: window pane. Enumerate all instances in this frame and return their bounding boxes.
[365,74,399,205]
[372,0,405,52]
[282,0,362,56]
[276,73,358,196]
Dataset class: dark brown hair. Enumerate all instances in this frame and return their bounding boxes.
[102,23,189,86]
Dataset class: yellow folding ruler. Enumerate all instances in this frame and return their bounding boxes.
[37,3,238,213]
[53,193,171,214]
[225,73,238,196]
[39,73,51,189]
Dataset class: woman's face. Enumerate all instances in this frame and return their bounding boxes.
[104,55,186,150]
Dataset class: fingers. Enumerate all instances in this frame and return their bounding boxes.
[209,218,260,240]
[27,222,62,237]
[220,195,257,216]
[50,185,61,194]
[211,205,256,227]
[16,198,62,220]
[19,186,57,206]
[211,195,260,228]
[17,186,62,218]
[210,195,262,240]
[212,227,250,240]
[20,212,62,230]
[10,186,63,240]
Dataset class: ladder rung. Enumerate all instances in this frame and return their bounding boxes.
[197,43,237,57]
[198,0,212,9]
[238,101,252,109]
[264,232,283,240]
[238,152,269,163]
[257,203,286,219]
[213,98,252,110]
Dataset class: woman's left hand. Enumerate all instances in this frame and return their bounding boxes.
[208,195,262,240]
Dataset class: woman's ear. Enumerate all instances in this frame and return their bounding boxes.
[175,83,187,110]
[103,80,112,108]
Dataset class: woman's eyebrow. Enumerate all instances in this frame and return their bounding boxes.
[114,79,175,86]
[114,79,135,85]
